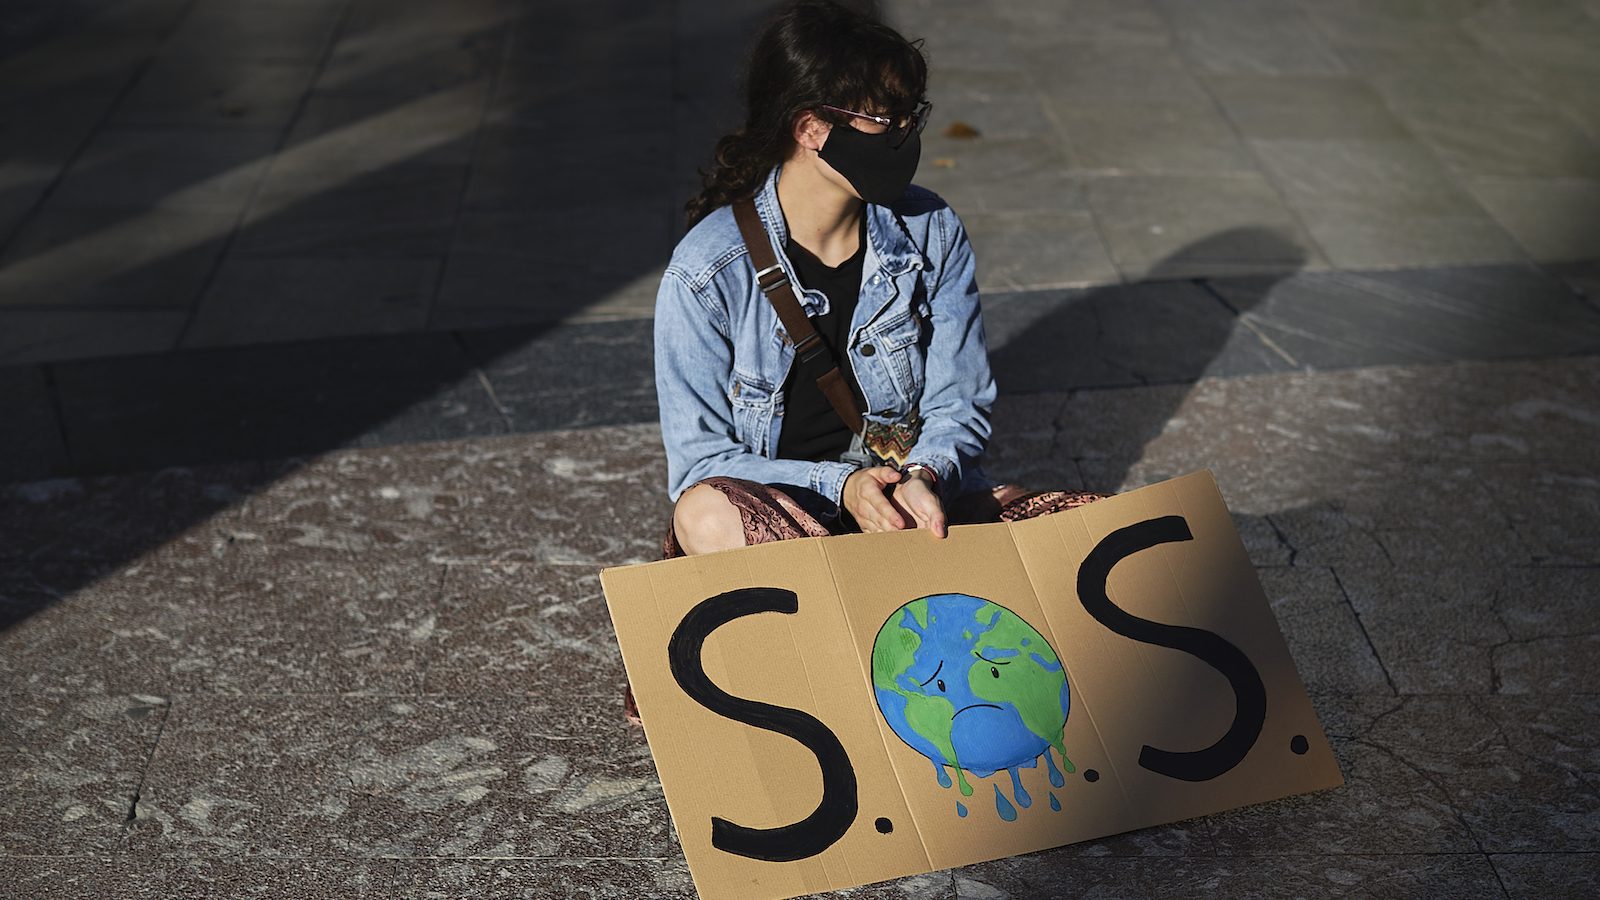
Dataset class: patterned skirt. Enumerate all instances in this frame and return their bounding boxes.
[661,476,1108,560]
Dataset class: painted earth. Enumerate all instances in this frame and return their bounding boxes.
[871,593,1075,819]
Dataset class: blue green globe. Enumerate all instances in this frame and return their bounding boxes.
[871,593,1074,819]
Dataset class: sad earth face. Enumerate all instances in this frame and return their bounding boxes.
[871,593,1077,820]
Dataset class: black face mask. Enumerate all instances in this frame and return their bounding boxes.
[817,123,921,206]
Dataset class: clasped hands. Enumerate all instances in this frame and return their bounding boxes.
[842,466,947,539]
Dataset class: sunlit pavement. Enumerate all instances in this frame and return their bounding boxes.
[3,1,1599,897]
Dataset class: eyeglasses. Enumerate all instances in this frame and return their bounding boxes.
[819,99,932,149]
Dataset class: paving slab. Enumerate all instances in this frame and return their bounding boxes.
[234,425,670,566]
[0,364,68,483]
[458,321,658,432]
[983,281,1291,392]
[397,858,694,900]
[1084,174,1323,280]
[0,463,260,563]
[237,163,469,258]
[961,211,1119,290]
[0,204,236,309]
[1,548,443,695]
[127,693,668,859]
[1206,267,1600,370]
[1361,694,1600,854]
[1492,852,1600,900]
[421,561,627,695]
[1201,73,1411,141]
[1476,461,1600,567]
[157,0,346,65]
[1466,177,1600,264]
[51,334,506,473]
[49,127,278,212]
[957,851,1503,899]
[113,57,319,129]
[182,256,441,349]
[0,691,168,854]
[1161,0,1347,76]
[0,854,391,899]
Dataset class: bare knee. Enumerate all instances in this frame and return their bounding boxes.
[673,483,745,555]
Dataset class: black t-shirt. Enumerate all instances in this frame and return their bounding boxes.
[776,221,869,462]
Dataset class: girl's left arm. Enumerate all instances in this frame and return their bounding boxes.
[903,204,996,499]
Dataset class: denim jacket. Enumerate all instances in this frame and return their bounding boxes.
[654,165,996,516]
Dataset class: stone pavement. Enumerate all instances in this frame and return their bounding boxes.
[3,0,1600,898]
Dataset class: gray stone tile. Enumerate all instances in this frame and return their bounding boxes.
[182,256,440,349]
[0,309,187,366]
[1085,174,1323,279]
[50,127,278,212]
[0,853,393,898]
[458,320,658,432]
[1336,43,1550,111]
[1492,852,1600,900]
[1202,74,1411,140]
[421,561,627,695]
[51,335,504,473]
[0,691,168,853]
[1369,694,1600,853]
[0,28,160,95]
[463,128,672,212]
[1257,566,1391,692]
[1162,2,1347,76]
[1050,102,1257,175]
[1332,565,1507,695]
[1466,177,1600,263]
[1205,267,1600,370]
[984,281,1292,392]
[1291,205,1530,269]
[397,858,695,899]
[0,464,263,564]
[1390,102,1600,180]
[1209,699,1476,855]
[1,548,443,695]
[128,693,670,858]
[1031,43,1213,107]
[992,0,1173,47]
[159,0,347,64]
[0,205,235,310]
[982,392,1085,493]
[237,163,468,258]
[1461,0,1600,74]
[912,136,1083,215]
[113,57,319,128]
[958,851,1504,898]
[279,85,490,170]
[1250,137,1487,219]
[435,206,669,327]
[1477,462,1600,566]
[924,68,1051,142]
[318,27,504,98]
[0,364,67,483]
[0,157,67,241]
[235,425,671,566]
[1300,0,1485,50]
[1491,567,1600,695]
[962,210,1119,290]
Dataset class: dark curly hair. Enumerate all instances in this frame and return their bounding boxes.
[684,0,928,228]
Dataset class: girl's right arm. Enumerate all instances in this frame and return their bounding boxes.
[654,268,858,512]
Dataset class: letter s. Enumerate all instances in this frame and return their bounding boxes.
[1076,516,1267,781]
[667,587,857,861]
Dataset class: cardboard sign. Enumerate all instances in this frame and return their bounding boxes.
[602,471,1341,900]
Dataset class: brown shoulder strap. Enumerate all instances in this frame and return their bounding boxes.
[732,199,864,435]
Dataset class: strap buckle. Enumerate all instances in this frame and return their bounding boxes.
[754,263,790,296]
